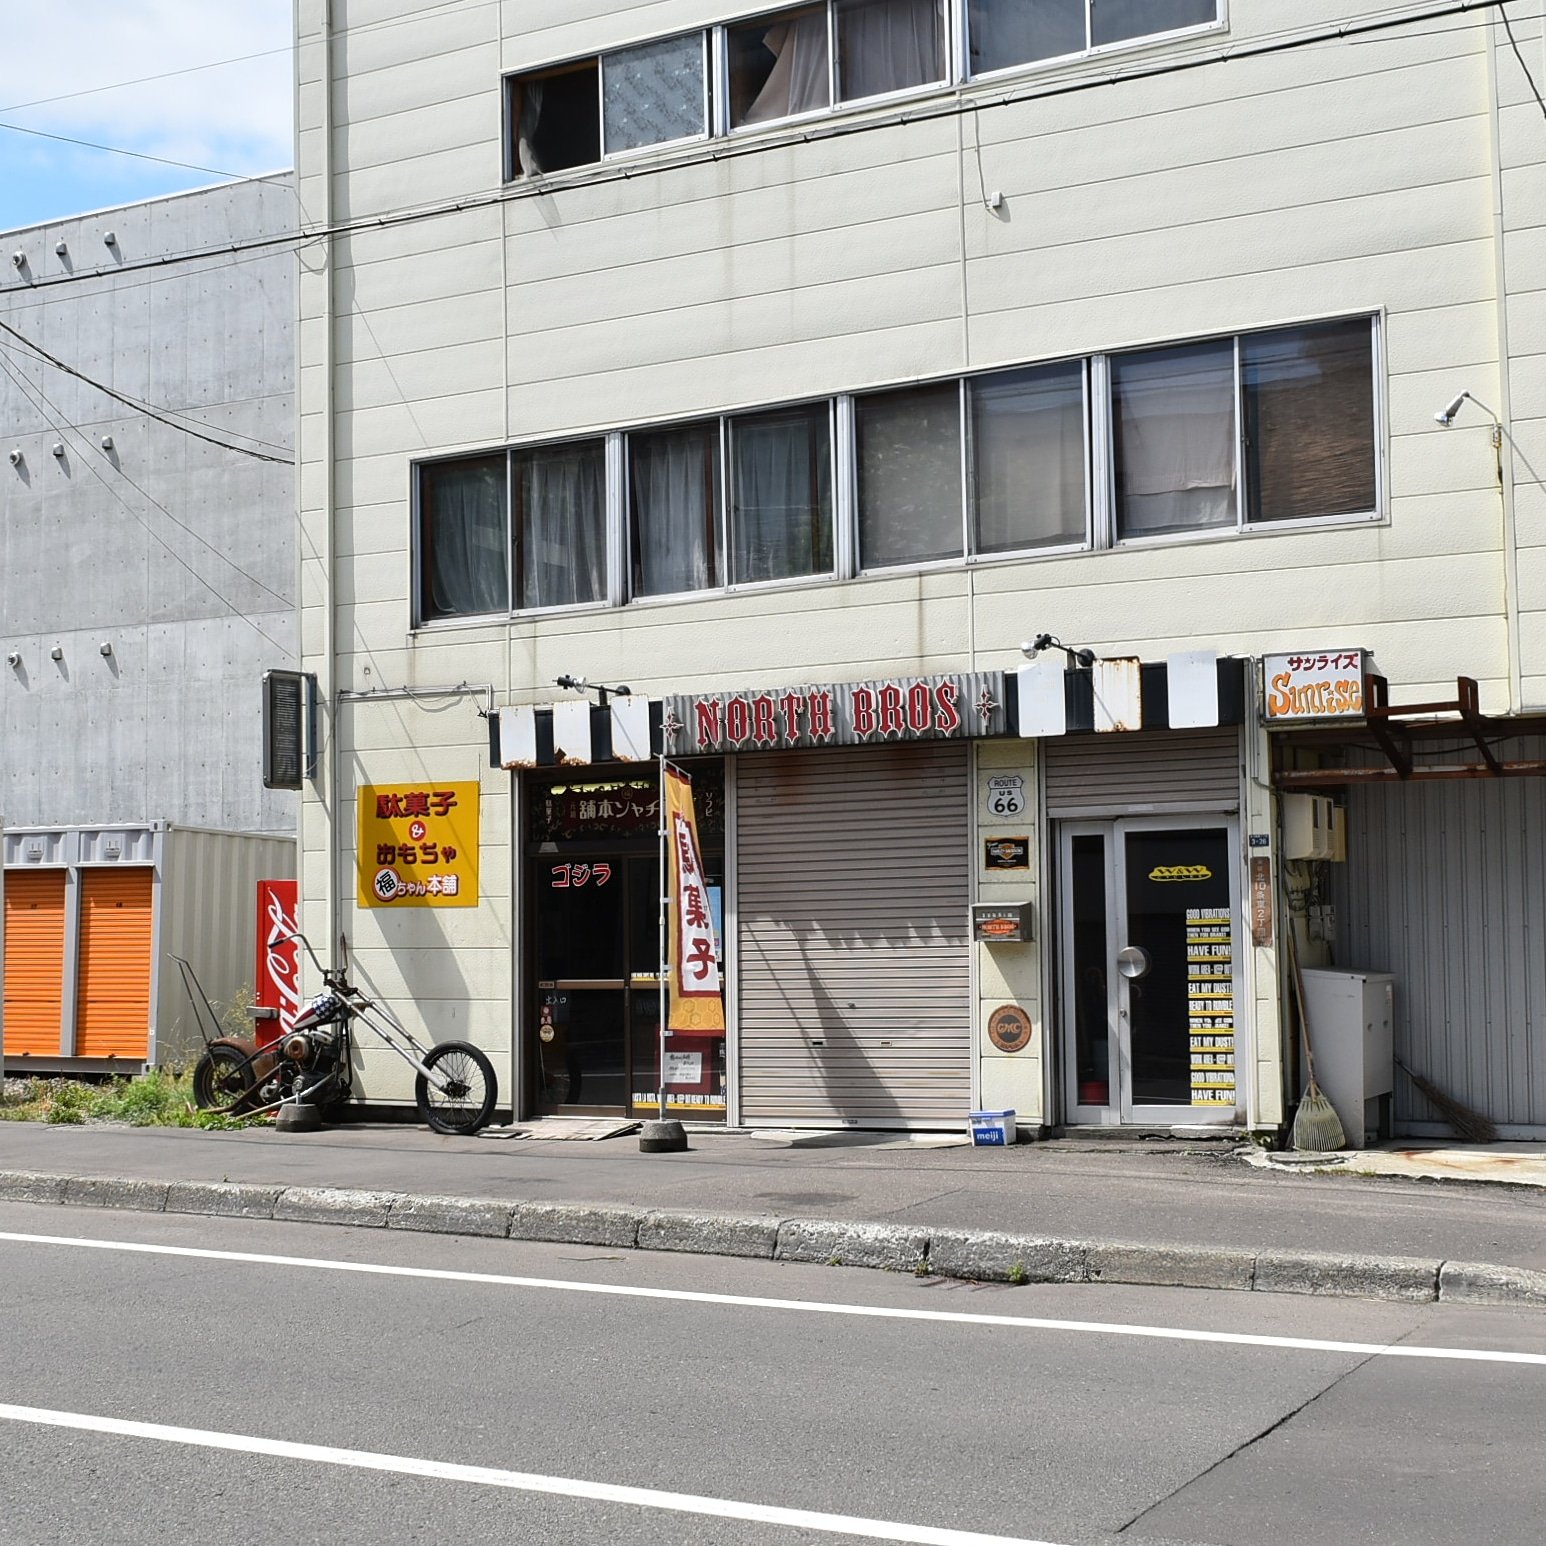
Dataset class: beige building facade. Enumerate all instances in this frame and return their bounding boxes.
[294,1,1546,1136]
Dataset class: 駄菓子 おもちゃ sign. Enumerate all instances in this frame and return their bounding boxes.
[357,781,480,907]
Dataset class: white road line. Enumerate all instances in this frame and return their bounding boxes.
[2,1228,1543,1367]
[0,1401,1054,1546]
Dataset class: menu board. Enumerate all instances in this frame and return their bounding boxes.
[1186,907,1236,1107]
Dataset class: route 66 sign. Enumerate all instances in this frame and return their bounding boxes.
[985,774,1026,818]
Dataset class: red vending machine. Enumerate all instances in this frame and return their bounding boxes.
[254,879,301,1051]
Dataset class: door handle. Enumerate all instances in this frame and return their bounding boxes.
[1116,945,1151,979]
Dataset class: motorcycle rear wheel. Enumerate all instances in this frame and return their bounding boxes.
[415,1041,497,1135]
[192,1044,255,1114]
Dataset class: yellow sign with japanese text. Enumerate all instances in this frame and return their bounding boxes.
[665,765,724,1032]
[356,781,480,908]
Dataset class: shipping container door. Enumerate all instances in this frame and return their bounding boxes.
[2,870,67,1056]
[76,867,154,1060]
[737,742,972,1127]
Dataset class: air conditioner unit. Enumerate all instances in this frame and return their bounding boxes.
[1283,793,1342,861]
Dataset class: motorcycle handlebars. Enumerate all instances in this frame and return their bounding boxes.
[267,928,345,987]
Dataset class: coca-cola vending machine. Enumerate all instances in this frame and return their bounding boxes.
[255,879,301,1050]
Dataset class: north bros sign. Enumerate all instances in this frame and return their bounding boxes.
[663,673,1008,755]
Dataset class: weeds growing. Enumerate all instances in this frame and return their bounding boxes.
[0,1068,265,1129]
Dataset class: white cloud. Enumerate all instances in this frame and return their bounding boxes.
[2,1,293,175]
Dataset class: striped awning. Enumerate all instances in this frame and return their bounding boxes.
[492,656,1247,769]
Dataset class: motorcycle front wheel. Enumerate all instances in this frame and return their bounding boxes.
[415,1041,497,1135]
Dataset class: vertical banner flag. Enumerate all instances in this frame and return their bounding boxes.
[665,765,725,1032]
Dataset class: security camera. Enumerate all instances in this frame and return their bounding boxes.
[1435,392,1469,427]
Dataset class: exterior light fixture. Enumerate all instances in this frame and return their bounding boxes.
[7,652,20,668]
[100,435,114,451]
[103,230,117,246]
[10,251,24,268]
[50,645,64,661]
[7,449,21,466]
[1020,633,1099,669]
[555,674,633,709]
[55,240,68,257]
[99,641,113,658]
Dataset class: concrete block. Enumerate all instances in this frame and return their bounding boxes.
[1254,1249,1439,1302]
[273,1187,399,1228]
[639,1210,781,1259]
[507,1201,641,1248]
[927,1229,1086,1285]
[166,1182,282,1220]
[388,1194,513,1238]
[1439,1260,1546,1309]
[776,1218,929,1272]
[0,1170,69,1205]
[61,1176,169,1213]
[1087,1241,1256,1292]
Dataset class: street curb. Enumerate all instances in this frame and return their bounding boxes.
[3,1168,1545,1309]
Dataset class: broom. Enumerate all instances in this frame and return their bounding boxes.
[1395,1058,1498,1145]
[1288,934,1345,1152]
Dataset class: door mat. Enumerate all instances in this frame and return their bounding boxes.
[515,1117,642,1141]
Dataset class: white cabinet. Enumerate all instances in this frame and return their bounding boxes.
[1299,968,1395,1148]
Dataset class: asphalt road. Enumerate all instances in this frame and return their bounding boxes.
[2,1200,1543,1546]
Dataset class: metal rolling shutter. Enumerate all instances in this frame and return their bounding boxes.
[1044,729,1242,817]
[76,867,154,1060]
[736,742,971,1127]
[2,871,67,1056]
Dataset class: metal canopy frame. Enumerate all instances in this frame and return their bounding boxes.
[1274,676,1546,788]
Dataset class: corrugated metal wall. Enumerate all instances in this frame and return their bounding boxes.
[2,870,66,1056]
[1044,730,1242,817]
[736,742,972,1127]
[159,828,298,1064]
[1333,739,1546,1135]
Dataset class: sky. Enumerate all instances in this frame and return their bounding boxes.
[0,2,294,231]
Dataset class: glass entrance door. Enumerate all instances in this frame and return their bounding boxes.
[1059,819,1239,1126]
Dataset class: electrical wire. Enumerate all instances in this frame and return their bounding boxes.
[0,0,1524,299]
[0,318,293,464]
[0,350,296,645]
[0,328,296,458]
[1498,1,1546,121]
[0,118,292,186]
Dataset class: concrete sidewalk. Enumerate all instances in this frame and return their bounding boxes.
[2,1120,1544,1308]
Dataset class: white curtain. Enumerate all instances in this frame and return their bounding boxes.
[732,408,832,582]
[1112,341,1236,537]
[516,81,544,175]
[743,12,832,124]
[968,0,1086,74]
[836,0,943,102]
[631,425,718,597]
[972,364,1086,551]
[423,456,508,618]
[518,441,605,609]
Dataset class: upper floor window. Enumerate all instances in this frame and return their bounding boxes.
[1111,318,1377,541]
[418,453,510,622]
[508,1,1220,174]
[412,316,1377,626]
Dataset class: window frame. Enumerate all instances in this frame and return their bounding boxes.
[505,2,1227,181]
[599,29,714,160]
[407,308,1382,634]
[1102,311,1383,551]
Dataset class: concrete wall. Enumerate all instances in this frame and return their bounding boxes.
[0,176,298,835]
